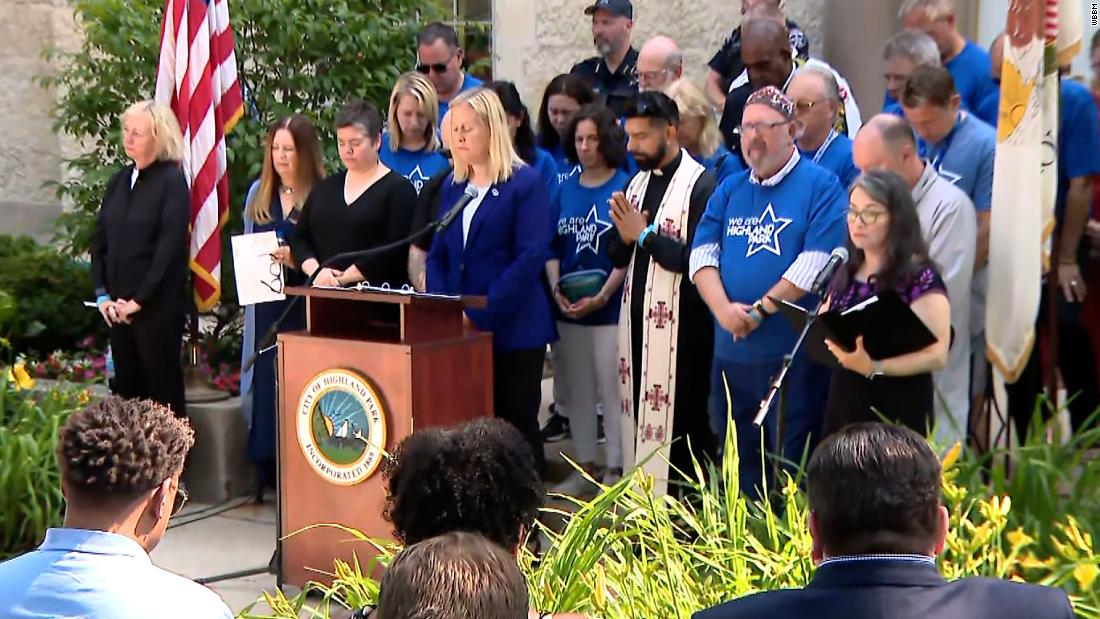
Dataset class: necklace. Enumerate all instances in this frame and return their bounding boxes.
[280,185,294,196]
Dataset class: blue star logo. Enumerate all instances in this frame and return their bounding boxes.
[407,165,429,195]
[745,203,793,257]
[576,204,613,255]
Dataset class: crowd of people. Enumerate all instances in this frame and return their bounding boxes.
[84,0,1100,503]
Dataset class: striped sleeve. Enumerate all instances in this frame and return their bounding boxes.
[689,243,721,282]
[782,250,830,292]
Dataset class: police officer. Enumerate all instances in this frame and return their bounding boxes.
[570,0,639,117]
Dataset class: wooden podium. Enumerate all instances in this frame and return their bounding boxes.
[276,286,492,588]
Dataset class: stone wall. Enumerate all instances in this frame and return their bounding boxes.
[494,0,826,118]
[0,0,81,241]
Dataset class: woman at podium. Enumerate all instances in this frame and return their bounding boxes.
[240,114,325,499]
[822,170,951,437]
[426,88,557,475]
[290,100,416,288]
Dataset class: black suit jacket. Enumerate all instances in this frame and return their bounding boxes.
[693,559,1075,619]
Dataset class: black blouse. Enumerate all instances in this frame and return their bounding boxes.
[289,169,416,287]
[91,160,190,310]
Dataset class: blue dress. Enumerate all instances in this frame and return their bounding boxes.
[242,187,307,488]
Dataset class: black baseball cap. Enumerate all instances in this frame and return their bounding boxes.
[584,0,633,19]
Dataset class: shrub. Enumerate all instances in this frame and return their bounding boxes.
[0,375,92,558]
[239,426,1100,619]
[0,235,106,355]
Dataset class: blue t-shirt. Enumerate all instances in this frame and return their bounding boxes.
[883,100,904,117]
[551,170,630,326]
[801,132,860,189]
[548,143,581,185]
[378,133,450,196]
[701,145,744,186]
[531,147,561,194]
[920,112,996,212]
[1056,79,1100,219]
[946,41,998,112]
[437,73,484,123]
[693,157,848,362]
[975,90,999,127]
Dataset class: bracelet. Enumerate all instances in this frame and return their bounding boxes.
[96,294,111,306]
[748,307,765,325]
[637,224,657,248]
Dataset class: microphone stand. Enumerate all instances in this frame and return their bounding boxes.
[753,294,825,428]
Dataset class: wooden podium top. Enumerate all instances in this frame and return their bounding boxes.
[287,286,487,345]
[285,286,487,309]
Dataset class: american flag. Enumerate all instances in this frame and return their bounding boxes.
[154,0,244,311]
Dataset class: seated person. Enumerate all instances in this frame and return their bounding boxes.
[0,396,233,619]
[374,532,529,619]
[694,422,1076,619]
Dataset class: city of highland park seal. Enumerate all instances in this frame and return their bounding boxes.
[295,369,388,486]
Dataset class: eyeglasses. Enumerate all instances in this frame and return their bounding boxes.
[847,208,887,225]
[170,484,189,517]
[637,68,669,83]
[416,56,453,75]
[735,120,789,136]
[259,251,285,295]
[793,99,826,114]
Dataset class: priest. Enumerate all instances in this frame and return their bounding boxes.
[607,91,718,496]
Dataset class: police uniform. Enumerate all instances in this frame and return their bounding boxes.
[571,0,639,117]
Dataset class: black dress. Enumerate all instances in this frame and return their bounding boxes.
[289,169,416,287]
[822,263,947,437]
[91,160,189,417]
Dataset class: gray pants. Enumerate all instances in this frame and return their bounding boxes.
[552,322,622,467]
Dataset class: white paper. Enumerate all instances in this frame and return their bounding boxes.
[231,232,286,306]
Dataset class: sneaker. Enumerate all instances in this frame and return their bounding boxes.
[551,470,599,498]
[540,412,570,442]
[602,467,623,485]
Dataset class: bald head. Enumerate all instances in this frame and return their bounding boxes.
[853,114,922,187]
[787,67,840,148]
[637,35,684,91]
[741,17,793,89]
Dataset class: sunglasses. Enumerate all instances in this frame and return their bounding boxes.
[170,484,190,517]
[416,62,450,75]
[793,99,825,113]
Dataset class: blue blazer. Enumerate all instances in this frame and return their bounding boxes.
[426,165,557,351]
[693,559,1074,619]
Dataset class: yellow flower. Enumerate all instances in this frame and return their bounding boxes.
[941,441,962,471]
[6,362,35,390]
[1007,528,1035,549]
[1073,563,1098,591]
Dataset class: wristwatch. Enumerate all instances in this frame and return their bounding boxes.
[752,299,773,317]
[866,360,885,380]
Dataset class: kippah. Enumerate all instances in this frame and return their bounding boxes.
[745,85,794,120]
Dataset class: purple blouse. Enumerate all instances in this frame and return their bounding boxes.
[830,263,947,313]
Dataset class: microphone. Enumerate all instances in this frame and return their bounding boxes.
[434,185,480,232]
[810,247,849,296]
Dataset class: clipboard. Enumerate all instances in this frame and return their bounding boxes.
[773,291,938,368]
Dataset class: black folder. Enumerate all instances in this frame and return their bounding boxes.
[773,291,938,369]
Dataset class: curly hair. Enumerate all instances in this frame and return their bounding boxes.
[382,418,544,551]
[58,396,195,501]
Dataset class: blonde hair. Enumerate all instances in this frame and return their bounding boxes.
[449,88,524,185]
[387,72,441,153]
[665,79,723,158]
[246,115,326,225]
[121,100,185,163]
[899,0,953,20]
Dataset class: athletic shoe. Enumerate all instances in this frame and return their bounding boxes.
[540,412,570,442]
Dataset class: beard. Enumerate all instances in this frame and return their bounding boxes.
[633,141,668,171]
[595,37,613,56]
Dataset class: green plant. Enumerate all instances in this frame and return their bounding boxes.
[241,425,1100,619]
[0,375,92,558]
[40,0,437,295]
[0,235,105,355]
